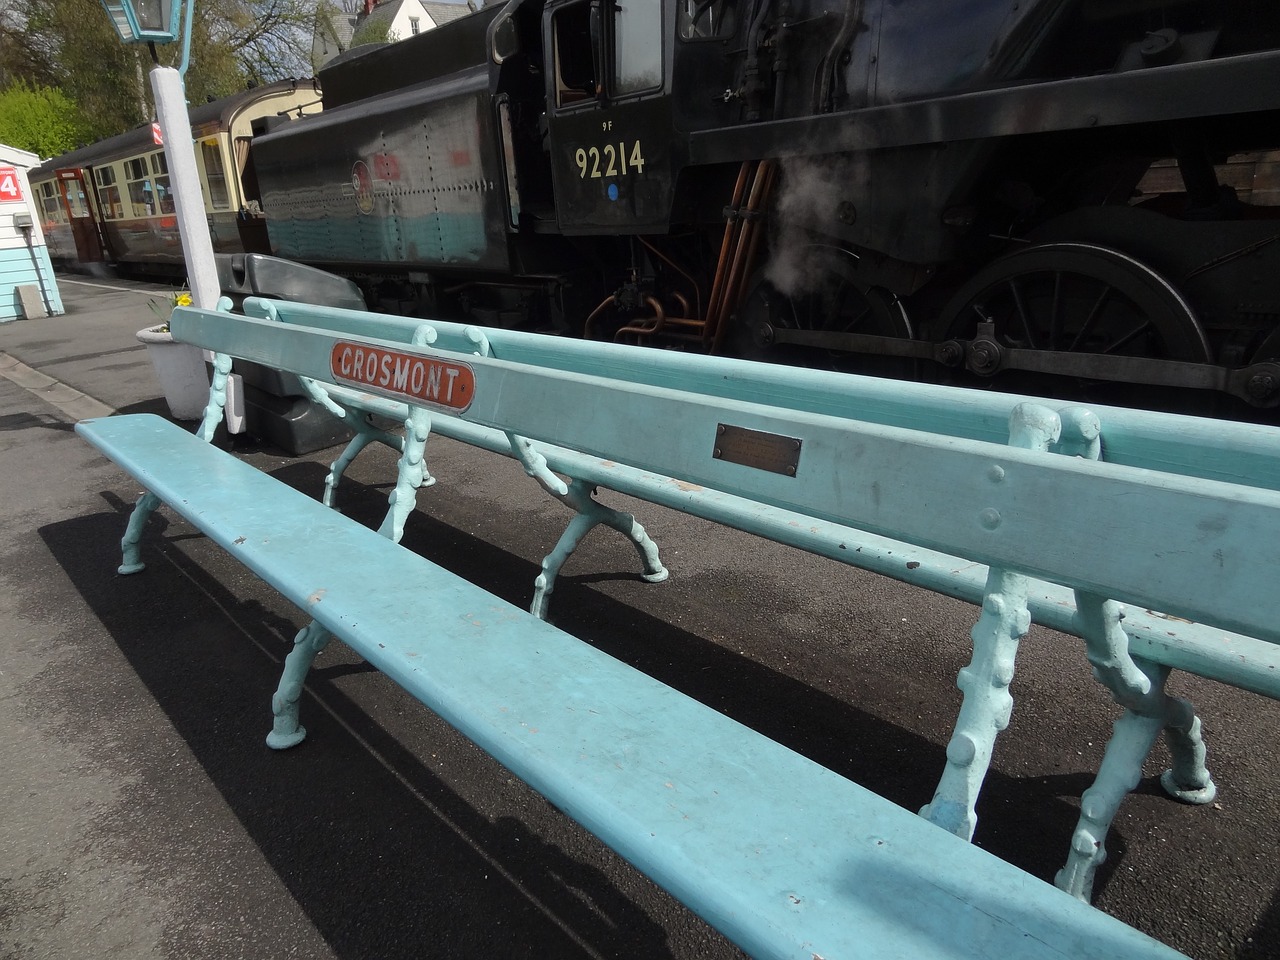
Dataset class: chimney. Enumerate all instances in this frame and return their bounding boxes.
[363,0,375,15]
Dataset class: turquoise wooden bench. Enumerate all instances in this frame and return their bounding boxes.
[233,297,1280,905]
[74,378,1189,957]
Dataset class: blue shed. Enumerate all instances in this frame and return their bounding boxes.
[0,144,63,321]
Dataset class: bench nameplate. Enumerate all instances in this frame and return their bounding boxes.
[712,423,802,476]
[330,341,474,412]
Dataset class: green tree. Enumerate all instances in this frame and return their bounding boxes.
[0,81,93,156]
[1,0,148,138]
[349,18,392,48]
[0,0,320,142]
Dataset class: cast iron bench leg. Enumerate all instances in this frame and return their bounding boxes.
[118,491,163,575]
[266,619,333,750]
[507,434,667,619]
[1056,656,1215,900]
[119,345,235,575]
[377,403,433,543]
[921,403,1060,839]
[293,376,411,509]
[530,478,669,620]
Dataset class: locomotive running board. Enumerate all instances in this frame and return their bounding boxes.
[761,323,1280,407]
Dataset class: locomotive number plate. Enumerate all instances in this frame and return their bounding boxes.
[711,424,802,477]
[330,341,474,412]
[574,140,647,178]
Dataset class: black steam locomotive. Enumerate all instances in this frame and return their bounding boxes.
[249,0,1280,408]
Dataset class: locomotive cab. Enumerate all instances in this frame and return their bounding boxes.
[540,0,680,234]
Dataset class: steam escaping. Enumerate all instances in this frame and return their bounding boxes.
[764,155,868,297]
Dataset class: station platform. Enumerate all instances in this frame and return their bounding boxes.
[0,275,1277,960]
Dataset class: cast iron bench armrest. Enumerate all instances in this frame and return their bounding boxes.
[75,413,1184,960]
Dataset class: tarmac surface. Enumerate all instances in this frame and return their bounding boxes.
[1,276,1279,959]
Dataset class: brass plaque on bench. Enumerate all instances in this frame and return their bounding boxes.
[711,424,802,476]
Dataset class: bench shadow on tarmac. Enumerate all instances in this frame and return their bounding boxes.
[41,449,1280,959]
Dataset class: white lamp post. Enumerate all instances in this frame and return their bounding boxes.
[98,0,219,313]
[98,0,243,430]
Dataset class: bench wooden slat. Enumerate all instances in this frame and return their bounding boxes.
[323,380,1280,699]
[171,311,1280,644]
[249,297,1280,491]
[77,413,1183,960]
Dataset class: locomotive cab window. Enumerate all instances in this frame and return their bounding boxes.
[551,0,663,108]
[553,2,596,106]
[613,0,662,95]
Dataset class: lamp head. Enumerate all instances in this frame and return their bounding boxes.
[100,0,181,42]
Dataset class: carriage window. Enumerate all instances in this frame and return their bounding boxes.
[60,177,90,218]
[93,166,123,220]
[678,0,735,39]
[613,0,662,94]
[39,183,65,223]
[553,2,596,107]
[149,152,174,214]
[201,141,230,209]
[124,157,155,217]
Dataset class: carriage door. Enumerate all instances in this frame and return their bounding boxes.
[56,169,105,263]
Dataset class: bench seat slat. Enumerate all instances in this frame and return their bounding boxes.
[78,414,1181,960]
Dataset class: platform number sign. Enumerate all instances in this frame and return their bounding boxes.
[0,166,23,204]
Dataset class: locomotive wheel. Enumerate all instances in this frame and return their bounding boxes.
[732,246,915,376]
[940,243,1211,399]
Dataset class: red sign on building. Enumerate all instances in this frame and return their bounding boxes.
[0,166,23,204]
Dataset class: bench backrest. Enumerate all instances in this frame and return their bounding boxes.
[174,305,1280,645]
[240,297,1280,492]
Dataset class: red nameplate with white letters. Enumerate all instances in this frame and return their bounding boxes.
[330,341,475,411]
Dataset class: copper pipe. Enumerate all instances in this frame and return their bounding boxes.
[614,295,667,342]
[703,162,753,341]
[582,294,617,341]
[671,290,692,319]
[709,160,775,353]
[705,162,764,346]
[714,160,777,355]
[637,236,703,324]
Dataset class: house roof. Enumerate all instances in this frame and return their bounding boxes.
[327,10,359,48]
[422,2,472,26]
[316,0,474,65]
[358,0,405,34]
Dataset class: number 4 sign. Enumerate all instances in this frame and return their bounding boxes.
[0,166,23,204]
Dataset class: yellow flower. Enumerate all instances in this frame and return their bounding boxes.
[174,292,193,307]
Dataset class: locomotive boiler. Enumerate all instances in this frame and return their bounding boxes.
[252,0,1280,409]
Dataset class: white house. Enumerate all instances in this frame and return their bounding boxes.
[313,0,475,69]
[0,144,63,320]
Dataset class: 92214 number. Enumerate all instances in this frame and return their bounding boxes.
[574,141,646,179]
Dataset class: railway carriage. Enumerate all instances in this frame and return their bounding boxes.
[31,79,320,275]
